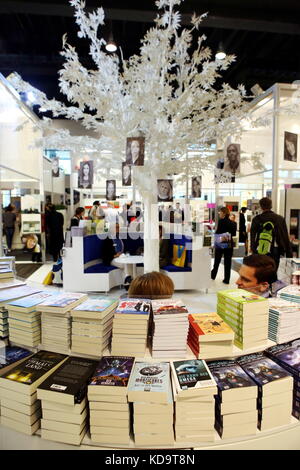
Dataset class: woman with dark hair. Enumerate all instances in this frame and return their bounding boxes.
[3,204,16,252]
[211,207,237,284]
[70,207,85,228]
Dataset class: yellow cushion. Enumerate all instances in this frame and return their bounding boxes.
[172,244,186,267]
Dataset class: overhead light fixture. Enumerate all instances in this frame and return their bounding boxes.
[215,42,226,60]
[105,41,117,53]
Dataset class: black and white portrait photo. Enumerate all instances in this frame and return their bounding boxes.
[79,160,93,189]
[52,157,60,177]
[126,137,145,166]
[106,180,116,201]
[284,131,298,162]
[122,162,132,186]
[157,179,173,202]
[224,143,241,175]
[191,176,202,198]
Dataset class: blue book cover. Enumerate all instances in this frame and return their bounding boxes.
[89,356,135,388]
[6,292,55,309]
[0,346,32,368]
[0,286,42,303]
[236,352,291,387]
[115,299,151,316]
[265,339,300,378]
[207,359,257,392]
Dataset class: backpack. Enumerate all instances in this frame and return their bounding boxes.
[257,221,275,255]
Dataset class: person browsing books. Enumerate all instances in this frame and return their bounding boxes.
[211,207,236,284]
[128,271,174,299]
[236,254,286,298]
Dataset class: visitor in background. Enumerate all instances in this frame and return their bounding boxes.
[239,207,249,255]
[88,200,105,220]
[236,254,286,297]
[45,204,64,262]
[128,271,174,299]
[159,224,170,268]
[70,207,85,228]
[250,197,292,269]
[211,206,237,284]
[3,204,16,253]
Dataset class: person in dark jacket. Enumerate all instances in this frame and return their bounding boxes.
[239,207,248,255]
[211,206,237,284]
[250,197,292,269]
[3,204,16,252]
[70,207,85,228]
[45,204,64,262]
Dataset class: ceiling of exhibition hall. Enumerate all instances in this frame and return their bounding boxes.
[0,0,300,104]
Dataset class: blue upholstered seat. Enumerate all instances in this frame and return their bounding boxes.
[162,234,193,272]
[84,264,118,274]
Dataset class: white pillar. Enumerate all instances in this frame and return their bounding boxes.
[272,84,280,213]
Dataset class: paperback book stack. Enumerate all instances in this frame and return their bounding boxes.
[0,285,42,342]
[207,359,258,439]
[70,297,118,357]
[37,293,88,354]
[188,312,234,360]
[0,267,14,280]
[37,356,97,445]
[268,298,300,344]
[171,359,217,444]
[128,361,174,446]
[151,299,189,359]
[237,352,293,431]
[0,350,66,435]
[88,356,135,446]
[6,292,55,348]
[266,339,300,421]
[278,285,300,304]
[217,289,269,350]
[111,299,151,357]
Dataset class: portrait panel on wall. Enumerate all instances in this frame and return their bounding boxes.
[191,176,202,198]
[52,157,60,177]
[224,143,241,175]
[79,160,93,189]
[126,137,145,166]
[122,162,132,186]
[284,131,297,162]
[157,179,173,202]
[106,180,116,201]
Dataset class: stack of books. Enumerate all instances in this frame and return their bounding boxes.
[37,293,88,354]
[207,359,258,439]
[87,356,135,446]
[171,359,217,443]
[278,285,300,304]
[0,285,42,342]
[217,289,269,350]
[265,340,300,421]
[188,312,234,360]
[237,352,293,431]
[0,345,32,376]
[37,356,97,445]
[151,299,189,359]
[268,298,300,344]
[0,264,14,280]
[111,299,151,356]
[70,297,118,357]
[128,361,174,446]
[0,351,66,435]
[6,292,55,348]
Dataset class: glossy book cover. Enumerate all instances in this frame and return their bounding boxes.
[0,346,32,368]
[89,356,135,388]
[189,313,234,337]
[73,298,118,312]
[207,359,257,391]
[173,359,215,390]
[115,299,151,315]
[236,352,291,386]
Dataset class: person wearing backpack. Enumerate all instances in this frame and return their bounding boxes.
[250,197,292,269]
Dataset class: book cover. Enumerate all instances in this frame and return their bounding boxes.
[151,299,188,315]
[188,313,234,341]
[89,356,134,388]
[0,346,32,369]
[236,352,291,386]
[72,298,118,312]
[0,350,66,386]
[115,299,151,316]
[217,289,267,305]
[279,285,300,298]
[0,280,26,290]
[37,356,98,403]
[128,361,169,395]
[207,359,257,391]
[0,285,42,303]
[172,359,216,391]
[265,339,300,377]
[6,291,55,309]
[38,293,87,309]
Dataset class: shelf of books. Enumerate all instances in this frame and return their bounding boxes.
[1,276,300,450]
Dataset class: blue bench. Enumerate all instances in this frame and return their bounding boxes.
[162,234,193,273]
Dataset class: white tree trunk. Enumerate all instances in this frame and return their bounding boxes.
[143,188,159,273]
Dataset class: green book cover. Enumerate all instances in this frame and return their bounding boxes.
[218,289,267,305]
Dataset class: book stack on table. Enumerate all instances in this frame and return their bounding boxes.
[265,340,300,421]
[237,352,293,431]
[37,293,88,354]
[0,350,66,435]
[87,356,135,446]
[6,292,55,348]
[171,359,217,444]
[268,298,300,344]
[151,299,189,359]
[128,361,174,447]
[188,312,234,360]
[217,289,269,350]
[111,299,151,356]
[37,356,97,446]
[278,285,300,304]
[0,266,14,280]
[70,298,118,357]
[207,359,258,439]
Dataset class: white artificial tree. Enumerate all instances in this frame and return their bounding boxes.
[9,0,251,272]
